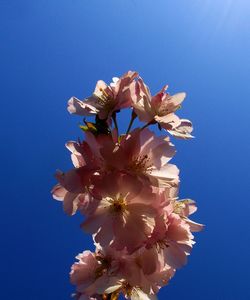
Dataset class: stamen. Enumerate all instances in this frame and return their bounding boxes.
[109,197,127,214]
[100,87,109,98]
[173,201,187,215]
[129,154,153,174]
[95,87,115,111]
[103,196,127,215]
[157,102,170,116]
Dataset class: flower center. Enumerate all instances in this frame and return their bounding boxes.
[106,196,127,215]
[96,88,115,110]
[173,202,184,215]
[173,200,189,216]
[157,102,170,116]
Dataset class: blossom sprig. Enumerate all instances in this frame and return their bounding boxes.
[52,71,203,300]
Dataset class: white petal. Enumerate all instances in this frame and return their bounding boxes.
[110,77,119,87]
[131,289,158,300]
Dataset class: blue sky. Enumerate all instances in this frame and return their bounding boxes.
[1,0,250,299]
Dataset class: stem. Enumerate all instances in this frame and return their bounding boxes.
[126,110,137,134]
[140,120,155,131]
[112,112,119,136]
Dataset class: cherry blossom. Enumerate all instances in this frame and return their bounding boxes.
[120,128,179,188]
[82,173,158,253]
[70,246,174,300]
[52,71,203,300]
[130,78,193,139]
[142,214,194,269]
[68,71,138,120]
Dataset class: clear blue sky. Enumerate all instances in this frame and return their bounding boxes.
[1,0,250,299]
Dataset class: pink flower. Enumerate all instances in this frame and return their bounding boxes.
[53,71,203,300]
[71,245,173,299]
[53,138,103,196]
[68,71,138,120]
[130,78,193,139]
[71,248,123,298]
[70,251,100,291]
[121,252,175,295]
[173,199,204,232]
[82,173,158,253]
[89,127,179,189]
[118,128,179,188]
[51,133,116,215]
[143,214,195,269]
[90,128,179,188]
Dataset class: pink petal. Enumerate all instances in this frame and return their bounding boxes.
[67,97,99,116]
[164,242,187,269]
[51,184,67,201]
[165,92,186,109]
[94,217,114,246]
[155,113,181,130]
[130,78,154,123]
[63,192,80,215]
[81,207,108,234]
[55,166,94,193]
[185,219,204,232]
[149,164,179,187]
[140,247,159,275]
[168,119,194,139]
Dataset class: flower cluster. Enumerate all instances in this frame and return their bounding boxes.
[52,71,203,300]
